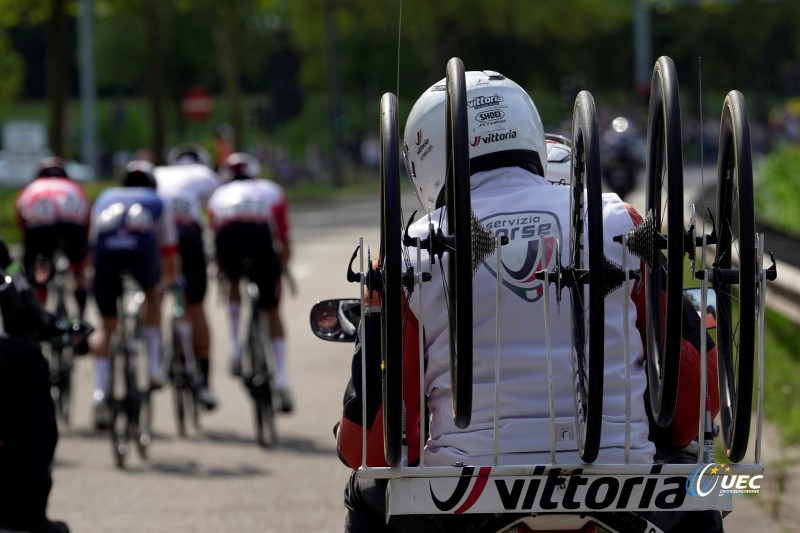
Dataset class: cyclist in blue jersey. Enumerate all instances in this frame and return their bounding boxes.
[88,161,179,429]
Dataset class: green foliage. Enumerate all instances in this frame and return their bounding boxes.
[761,307,800,444]
[754,144,800,237]
[0,31,23,103]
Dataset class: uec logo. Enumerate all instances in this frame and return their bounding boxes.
[686,463,763,496]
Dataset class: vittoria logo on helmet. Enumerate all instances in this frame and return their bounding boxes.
[470,130,517,147]
[415,131,433,160]
[467,93,504,109]
[480,210,562,302]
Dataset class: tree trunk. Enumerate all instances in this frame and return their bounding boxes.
[143,0,167,164]
[46,0,69,156]
[215,1,245,151]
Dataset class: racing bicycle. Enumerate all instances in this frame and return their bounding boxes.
[40,252,78,425]
[105,275,152,468]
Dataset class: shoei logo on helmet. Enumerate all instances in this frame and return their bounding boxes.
[480,209,561,302]
[467,93,503,109]
[476,109,504,122]
[470,130,517,147]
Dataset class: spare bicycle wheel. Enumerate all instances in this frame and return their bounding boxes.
[444,57,474,430]
[568,90,604,463]
[379,91,404,465]
[713,90,756,463]
[642,55,684,427]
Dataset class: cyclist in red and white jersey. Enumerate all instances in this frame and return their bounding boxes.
[154,143,221,409]
[207,152,294,413]
[15,157,91,324]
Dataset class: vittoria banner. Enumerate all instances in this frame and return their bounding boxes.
[385,464,742,515]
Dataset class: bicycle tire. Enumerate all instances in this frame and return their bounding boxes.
[249,309,278,448]
[379,91,403,464]
[105,332,128,468]
[643,56,684,427]
[445,57,473,430]
[713,90,756,463]
[137,390,152,459]
[170,320,188,437]
[568,90,604,463]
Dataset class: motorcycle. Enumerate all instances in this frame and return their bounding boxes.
[600,116,644,200]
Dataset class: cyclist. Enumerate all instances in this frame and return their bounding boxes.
[15,156,91,327]
[89,160,178,429]
[154,143,221,409]
[336,70,722,532]
[207,152,294,413]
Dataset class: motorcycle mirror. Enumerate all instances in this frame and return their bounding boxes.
[309,299,361,343]
[683,288,717,330]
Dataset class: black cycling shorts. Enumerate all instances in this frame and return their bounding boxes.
[92,246,161,318]
[177,222,208,305]
[22,222,89,284]
[215,222,281,310]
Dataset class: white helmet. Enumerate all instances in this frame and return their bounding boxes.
[166,143,212,167]
[403,70,547,213]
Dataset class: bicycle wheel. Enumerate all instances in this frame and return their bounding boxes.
[445,57,474,430]
[713,90,756,463]
[379,91,403,464]
[170,320,188,437]
[568,90,604,463]
[249,313,277,447]
[639,55,685,427]
[136,389,152,459]
[108,336,129,469]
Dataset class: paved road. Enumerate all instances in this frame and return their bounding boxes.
[46,185,790,532]
[48,196,386,533]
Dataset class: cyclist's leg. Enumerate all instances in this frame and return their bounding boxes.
[131,250,166,389]
[91,249,122,429]
[215,223,245,376]
[22,225,55,305]
[63,222,91,320]
[178,222,215,405]
[248,224,292,409]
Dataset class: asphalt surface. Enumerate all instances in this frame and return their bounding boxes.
[36,177,798,532]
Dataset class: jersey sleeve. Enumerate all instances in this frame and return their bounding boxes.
[336,294,422,470]
[271,191,290,246]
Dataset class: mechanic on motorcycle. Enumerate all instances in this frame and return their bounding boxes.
[15,157,92,327]
[154,143,221,409]
[89,160,179,429]
[336,70,722,532]
[207,152,294,413]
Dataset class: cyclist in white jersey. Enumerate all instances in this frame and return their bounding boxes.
[154,143,221,409]
[207,153,294,413]
[336,70,722,533]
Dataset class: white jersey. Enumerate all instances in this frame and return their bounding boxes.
[405,166,655,466]
[153,163,220,226]
[206,178,286,234]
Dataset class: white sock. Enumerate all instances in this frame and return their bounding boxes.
[143,325,163,371]
[229,302,242,361]
[272,337,287,387]
[94,357,110,398]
